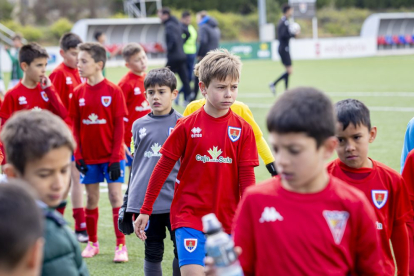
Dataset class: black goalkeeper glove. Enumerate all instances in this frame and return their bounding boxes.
[266,162,278,177]
[108,162,121,181]
[76,159,88,175]
[118,207,134,235]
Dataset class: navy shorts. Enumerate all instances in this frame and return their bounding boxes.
[175,227,206,267]
[126,147,133,167]
[80,160,126,184]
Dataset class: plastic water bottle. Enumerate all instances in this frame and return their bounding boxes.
[202,213,244,276]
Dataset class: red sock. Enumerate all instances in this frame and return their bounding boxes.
[85,208,99,243]
[56,206,66,215]
[72,208,87,232]
[112,207,125,246]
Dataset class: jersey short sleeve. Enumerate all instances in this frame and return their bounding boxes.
[112,86,128,118]
[238,123,259,167]
[159,119,187,161]
[69,87,80,119]
[0,92,15,120]
[394,177,414,226]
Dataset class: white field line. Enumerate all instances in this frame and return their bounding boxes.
[238,92,414,98]
[244,103,414,113]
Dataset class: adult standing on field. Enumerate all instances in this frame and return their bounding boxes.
[5,34,24,90]
[193,10,220,101]
[158,7,191,105]
[269,4,298,95]
[176,10,197,105]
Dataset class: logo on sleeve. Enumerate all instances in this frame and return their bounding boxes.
[371,190,388,209]
[139,128,147,139]
[259,207,283,223]
[18,96,27,105]
[41,91,49,102]
[196,146,232,164]
[144,143,162,158]
[79,98,85,106]
[228,126,241,142]
[323,210,349,245]
[191,127,202,138]
[169,127,174,135]
[135,101,151,112]
[134,87,142,95]
[66,77,72,85]
[101,96,112,107]
[184,239,197,253]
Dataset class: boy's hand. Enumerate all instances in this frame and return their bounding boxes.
[204,246,242,275]
[40,76,52,89]
[76,159,88,175]
[134,214,149,241]
[118,207,134,235]
[108,162,121,181]
[124,144,132,158]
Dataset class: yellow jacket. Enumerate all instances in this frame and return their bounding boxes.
[183,99,275,165]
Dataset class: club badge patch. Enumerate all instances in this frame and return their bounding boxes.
[169,127,174,136]
[101,96,112,107]
[184,239,197,253]
[371,190,388,209]
[323,210,349,245]
[228,126,241,142]
[41,91,49,102]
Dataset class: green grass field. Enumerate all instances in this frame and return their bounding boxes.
[6,55,411,275]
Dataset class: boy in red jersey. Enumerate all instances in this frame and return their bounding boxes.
[49,32,88,243]
[117,43,150,167]
[0,43,67,124]
[327,99,413,276]
[205,88,383,276]
[135,49,259,276]
[402,149,414,275]
[69,42,128,262]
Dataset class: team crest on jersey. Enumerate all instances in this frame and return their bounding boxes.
[134,87,142,95]
[184,239,197,253]
[323,210,349,245]
[101,96,112,107]
[228,126,241,142]
[41,91,49,102]
[66,77,72,85]
[371,190,388,209]
[169,127,174,135]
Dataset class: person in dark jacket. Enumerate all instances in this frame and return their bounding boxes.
[269,4,298,95]
[158,7,191,105]
[1,110,89,276]
[193,11,220,100]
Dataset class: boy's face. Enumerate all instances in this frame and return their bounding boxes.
[335,123,377,169]
[145,84,178,115]
[269,132,336,192]
[126,51,147,74]
[200,77,238,112]
[13,38,23,48]
[77,51,102,78]
[22,58,47,83]
[60,47,79,69]
[97,34,106,44]
[5,147,72,207]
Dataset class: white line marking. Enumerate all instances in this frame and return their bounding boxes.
[245,103,414,112]
[238,92,414,98]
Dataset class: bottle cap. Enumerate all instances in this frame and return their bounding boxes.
[202,213,222,234]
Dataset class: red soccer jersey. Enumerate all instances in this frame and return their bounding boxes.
[69,79,127,164]
[158,108,259,233]
[0,82,67,121]
[118,71,150,145]
[402,150,414,204]
[327,158,413,275]
[50,63,82,127]
[233,176,384,276]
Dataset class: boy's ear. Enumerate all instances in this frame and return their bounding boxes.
[125,62,130,70]
[25,238,44,271]
[20,62,29,71]
[3,164,20,178]
[369,126,377,143]
[98,60,104,71]
[59,49,65,58]
[171,89,178,100]
[199,82,207,96]
[322,136,338,160]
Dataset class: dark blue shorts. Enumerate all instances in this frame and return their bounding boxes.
[126,147,133,167]
[80,160,126,184]
[175,227,206,267]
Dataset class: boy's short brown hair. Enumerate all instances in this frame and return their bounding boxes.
[78,42,107,69]
[194,49,242,88]
[144,67,177,91]
[0,179,43,272]
[19,42,49,66]
[60,32,82,52]
[122,42,144,62]
[0,110,76,174]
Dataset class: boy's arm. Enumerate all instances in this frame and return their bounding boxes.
[238,125,259,195]
[0,92,14,126]
[42,79,68,119]
[239,166,255,196]
[391,223,409,276]
[49,71,65,101]
[109,116,124,164]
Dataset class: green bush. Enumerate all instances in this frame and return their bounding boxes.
[0,20,43,42]
[49,18,73,40]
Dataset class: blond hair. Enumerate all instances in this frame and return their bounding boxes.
[194,49,242,88]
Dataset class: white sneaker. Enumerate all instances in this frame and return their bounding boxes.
[269,82,276,96]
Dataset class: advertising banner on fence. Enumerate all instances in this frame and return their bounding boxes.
[220,42,272,60]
